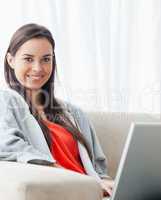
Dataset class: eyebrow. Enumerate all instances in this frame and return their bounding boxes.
[22,54,52,57]
[42,54,52,57]
[22,54,34,57]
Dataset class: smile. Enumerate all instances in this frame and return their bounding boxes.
[26,74,44,80]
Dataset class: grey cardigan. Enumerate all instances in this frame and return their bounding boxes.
[0,89,108,179]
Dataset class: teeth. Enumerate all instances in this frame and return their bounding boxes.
[27,75,43,79]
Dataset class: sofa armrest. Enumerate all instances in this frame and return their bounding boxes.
[0,161,102,200]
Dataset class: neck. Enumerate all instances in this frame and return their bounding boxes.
[26,89,43,110]
[26,89,48,120]
[26,89,39,103]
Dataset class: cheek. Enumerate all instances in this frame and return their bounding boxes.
[45,65,53,76]
[14,62,29,81]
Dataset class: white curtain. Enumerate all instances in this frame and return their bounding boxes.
[0,0,160,113]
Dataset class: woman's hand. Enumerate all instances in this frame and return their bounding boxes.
[100,178,114,197]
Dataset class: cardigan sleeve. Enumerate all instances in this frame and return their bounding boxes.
[65,101,109,178]
[0,90,55,164]
[87,118,109,178]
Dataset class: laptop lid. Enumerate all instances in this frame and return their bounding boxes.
[111,122,161,200]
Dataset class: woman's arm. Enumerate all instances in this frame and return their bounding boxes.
[68,103,109,177]
[0,90,55,164]
[65,102,114,196]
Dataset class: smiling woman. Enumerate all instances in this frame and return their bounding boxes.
[7,38,53,90]
[2,23,114,198]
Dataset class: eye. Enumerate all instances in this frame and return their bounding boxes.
[24,57,33,63]
[43,57,51,63]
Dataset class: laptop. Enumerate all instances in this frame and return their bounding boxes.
[106,122,161,200]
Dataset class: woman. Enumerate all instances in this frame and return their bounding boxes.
[3,23,114,197]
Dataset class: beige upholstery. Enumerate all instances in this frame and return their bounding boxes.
[0,161,102,200]
[0,112,160,199]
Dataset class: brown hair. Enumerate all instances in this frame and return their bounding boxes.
[4,23,92,159]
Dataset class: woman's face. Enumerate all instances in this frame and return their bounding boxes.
[7,38,53,90]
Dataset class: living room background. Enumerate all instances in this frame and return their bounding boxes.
[0,0,160,114]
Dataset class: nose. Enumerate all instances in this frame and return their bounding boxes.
[32,61,42,72]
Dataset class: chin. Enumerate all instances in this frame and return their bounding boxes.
[29,81,47,88]
[25,84,42,90]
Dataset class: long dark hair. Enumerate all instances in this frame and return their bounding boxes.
[4,23,92,159]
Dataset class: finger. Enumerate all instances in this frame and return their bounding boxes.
[102,189,109,197]
[102,185,112,196]
[103,188,112,197]
[105,185,113,196]
[106,188,113,196]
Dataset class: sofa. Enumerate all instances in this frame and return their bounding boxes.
[0,111,160,200]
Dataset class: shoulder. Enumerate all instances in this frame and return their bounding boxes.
[56,98,90,126]
[56,98,85,116]
[0,88,29,111]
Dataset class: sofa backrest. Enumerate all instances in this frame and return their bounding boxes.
[86,112,160,178]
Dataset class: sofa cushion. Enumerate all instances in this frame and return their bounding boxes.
[0,161,102,200]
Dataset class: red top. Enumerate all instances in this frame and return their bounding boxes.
[43,120,86,174]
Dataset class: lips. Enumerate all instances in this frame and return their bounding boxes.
[26,74,44,80]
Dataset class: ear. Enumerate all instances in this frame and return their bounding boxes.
[6,53,15,69]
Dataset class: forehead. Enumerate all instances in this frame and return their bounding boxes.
[16,38,53,56]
